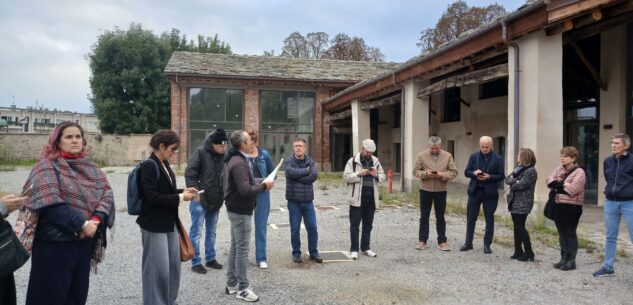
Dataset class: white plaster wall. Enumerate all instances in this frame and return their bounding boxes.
[598,24,629,205]
[377,106,395,170]
[403,79,430,191]
[351,99,370,154]
[432,85,508,184]
[509,30,564,202]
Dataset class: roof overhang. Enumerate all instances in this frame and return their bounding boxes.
[323,0,631,112]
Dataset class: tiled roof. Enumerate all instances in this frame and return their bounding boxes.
[165,52,400,82]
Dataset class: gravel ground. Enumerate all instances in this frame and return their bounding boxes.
[2,166,633,305]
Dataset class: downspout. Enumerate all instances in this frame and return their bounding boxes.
[175,74,183,166]
[502,20,520,161]
[399,86,405,192]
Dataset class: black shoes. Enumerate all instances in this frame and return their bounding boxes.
[459,244,473,251]
[510,252,523,259]
[292,255,302,263]
[483,245,492,254]
[560,257,576,271]
[309,254,323,263]
[191,265,207,274]
[206,259,223,269]
[517,253,534,262]
[553,251,565,269]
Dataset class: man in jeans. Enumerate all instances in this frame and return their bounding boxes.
[594,134,633,277]
[413,136,458,251]
[222,130,274,302]
[284,138,322,263]
[185,129,228,274]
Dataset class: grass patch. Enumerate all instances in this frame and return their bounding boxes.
[0,159,37,166]
[319,171,343,183]
[378,187,417,206]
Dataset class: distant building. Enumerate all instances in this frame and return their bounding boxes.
[0,105,99,133]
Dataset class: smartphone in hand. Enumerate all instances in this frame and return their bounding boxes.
[431,171,438,175]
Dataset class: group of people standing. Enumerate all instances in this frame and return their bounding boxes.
[412,133,633,278]
[1,121,632,305]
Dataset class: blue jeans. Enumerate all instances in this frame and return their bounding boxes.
[254,191,270,263]
[189,200,220,266]
[287,200,319,257]
[602,199,633,271]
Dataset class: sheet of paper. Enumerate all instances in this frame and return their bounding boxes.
[263,158,283,183]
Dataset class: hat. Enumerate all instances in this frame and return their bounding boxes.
[210,129,228,145]
[362,139,376,152]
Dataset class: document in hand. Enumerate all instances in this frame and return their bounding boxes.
[263,158,284,183]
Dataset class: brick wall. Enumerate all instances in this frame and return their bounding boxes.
[314,88,331,171]
[244,89,259,133]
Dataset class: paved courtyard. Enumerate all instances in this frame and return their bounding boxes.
[2,166,633,305]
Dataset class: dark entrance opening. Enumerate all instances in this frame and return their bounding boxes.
[563,34,601,204]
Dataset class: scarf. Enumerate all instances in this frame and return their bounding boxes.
[23,157,115,270]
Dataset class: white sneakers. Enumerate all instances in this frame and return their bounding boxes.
[236,287,259,302]
[363,250,377,257]
[351,250,377,259]
[258,261,268,269]
[225,285,238,295]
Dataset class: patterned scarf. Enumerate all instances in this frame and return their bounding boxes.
[22,157,115,270]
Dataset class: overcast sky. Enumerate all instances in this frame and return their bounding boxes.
[0,0,526,113]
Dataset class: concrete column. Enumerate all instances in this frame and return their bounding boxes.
[598,25,629,205]
[508,30,563,202]
[403,79,430,192]
[351,99,370,155]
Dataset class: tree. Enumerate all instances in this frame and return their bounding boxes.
[88,23,231,134]
[280,31,384,62]
[417,1,506,53]
[281,31,308,58]
[323,33,384,62]
[305,32,329,59]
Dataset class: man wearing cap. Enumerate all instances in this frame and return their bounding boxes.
[413,136,458,251]
[343,139,386,259]
[185,128,229,274]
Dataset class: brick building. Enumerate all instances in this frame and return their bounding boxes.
[165,52,397,168]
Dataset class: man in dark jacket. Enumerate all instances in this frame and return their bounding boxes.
[284,138,322,263]
[185,128,228,274]
[460,136,504,254]
[594,134,633,277]
[222,130,273,302]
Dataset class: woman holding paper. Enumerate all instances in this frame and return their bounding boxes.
[247,130,275,269]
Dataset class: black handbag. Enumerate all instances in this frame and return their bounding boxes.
[544,167,579,220]
[544,189,557,220]
[0,219,30,277]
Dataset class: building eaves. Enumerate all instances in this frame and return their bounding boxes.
[322,0,546,109]
[165,52,400,83]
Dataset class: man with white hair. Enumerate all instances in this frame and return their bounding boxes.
[460,136,504,254]
[413,136,458,251]
[343,139,386,259]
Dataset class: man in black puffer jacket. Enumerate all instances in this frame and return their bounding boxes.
[185,129,228,274]
[284,138,322,264]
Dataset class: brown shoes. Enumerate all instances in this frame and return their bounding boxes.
[437,242,450,251]
[415,241,427,250]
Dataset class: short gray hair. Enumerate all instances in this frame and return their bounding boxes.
[230,130,248,148]
[612,134,631,146]
[480,136,493,145]
[428,136,442,146]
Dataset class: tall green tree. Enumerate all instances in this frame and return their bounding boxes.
[417,1,506,53]
[88,23,231,134]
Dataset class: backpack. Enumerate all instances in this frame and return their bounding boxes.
[127,158,160,215]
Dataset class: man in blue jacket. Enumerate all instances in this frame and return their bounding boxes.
[460,136,504,254]
[284,138,322,263]
[594,134,633,277]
